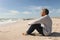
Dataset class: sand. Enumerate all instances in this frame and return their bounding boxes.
[0,18,60,40]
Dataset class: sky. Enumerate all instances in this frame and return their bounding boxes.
[0,0,60,18]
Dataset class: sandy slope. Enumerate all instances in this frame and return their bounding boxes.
[0,18,60,40]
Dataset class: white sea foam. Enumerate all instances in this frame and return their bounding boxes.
[0,18,17,25]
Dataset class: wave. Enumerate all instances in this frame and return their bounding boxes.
[0,18,18,24]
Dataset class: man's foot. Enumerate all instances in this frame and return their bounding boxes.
[22,33,36,36]
[22,33,28,35]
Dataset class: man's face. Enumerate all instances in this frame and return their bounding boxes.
[41,9,46,16]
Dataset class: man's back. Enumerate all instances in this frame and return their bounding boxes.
[40,15,52,35]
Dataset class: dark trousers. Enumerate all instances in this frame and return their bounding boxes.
[27,24,44,36]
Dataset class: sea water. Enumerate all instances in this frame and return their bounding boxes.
[0,18,18,25]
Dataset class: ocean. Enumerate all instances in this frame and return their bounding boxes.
[0,18,18,25]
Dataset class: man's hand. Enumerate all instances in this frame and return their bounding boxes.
[28,24,31,25]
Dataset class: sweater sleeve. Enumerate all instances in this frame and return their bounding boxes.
[28,17,45,25]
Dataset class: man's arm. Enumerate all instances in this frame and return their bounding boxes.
[28,17,44,25]
[28,15,48,25]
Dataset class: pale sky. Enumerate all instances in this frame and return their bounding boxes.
[0,0,60,18]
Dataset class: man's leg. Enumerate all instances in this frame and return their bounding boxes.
[27,24,37,34]
[26,24,45,36]
[35,24,45,36]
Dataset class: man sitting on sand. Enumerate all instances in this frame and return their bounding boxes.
[23,8,52,36]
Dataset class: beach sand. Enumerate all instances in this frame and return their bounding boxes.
[0,18,60,40]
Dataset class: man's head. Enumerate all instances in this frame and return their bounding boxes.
[41,8,49,16]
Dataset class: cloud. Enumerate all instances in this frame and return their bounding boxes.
[49,8,60,14]
[25,6,60,17]
[24,6,50,11]
[56,9,60,13]
[23,6,52,14]
[9,10,20,15]
[0,6,60,18]
[30,6,60,14]
[22,11,32,14]
[9,10,32,15]
[0,7,32,16]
